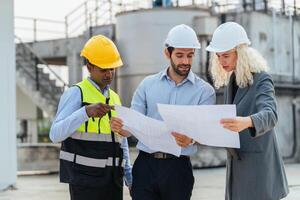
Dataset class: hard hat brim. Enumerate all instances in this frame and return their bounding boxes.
[205,45,231,53]
[206,41,251,53]
[89,58,123,69]
[165,44,201,49]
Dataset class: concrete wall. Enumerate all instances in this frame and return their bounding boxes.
[17,144,60,172]
[16,86,37,119]
[295,98,300,162]
[226,12,300,82]
[116,8,211,106]
[275,95,297,158]
[0,0,17,190]
[16,86,38,143]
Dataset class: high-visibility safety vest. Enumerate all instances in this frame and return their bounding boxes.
[59,78,124,188]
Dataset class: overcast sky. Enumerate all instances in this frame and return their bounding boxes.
[14,0,86,20]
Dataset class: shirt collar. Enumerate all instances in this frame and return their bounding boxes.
[87,77,110,95]
[159,67,195,85]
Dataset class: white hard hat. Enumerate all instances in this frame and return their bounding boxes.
[164,24,201,49]
[206,22,251,53]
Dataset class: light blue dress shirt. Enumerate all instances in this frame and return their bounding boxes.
[131,68,216,156]
[49,77,132,186]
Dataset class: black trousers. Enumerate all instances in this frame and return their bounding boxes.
[69,184,123,200]
[132,151,194,200]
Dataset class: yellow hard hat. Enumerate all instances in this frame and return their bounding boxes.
[80,35,123,69]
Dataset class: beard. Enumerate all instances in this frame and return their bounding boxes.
[170,59,191,77]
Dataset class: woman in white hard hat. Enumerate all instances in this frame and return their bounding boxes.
[207,22,289,200]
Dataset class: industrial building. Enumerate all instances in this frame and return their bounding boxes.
[1,0,300,192]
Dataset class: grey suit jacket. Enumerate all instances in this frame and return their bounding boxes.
[225,72,289,200]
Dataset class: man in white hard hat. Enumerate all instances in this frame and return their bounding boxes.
[110,24,216,200]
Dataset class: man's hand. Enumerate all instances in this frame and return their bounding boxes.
[85,103,112,118]
[171,132,193,148]
[220,116,253,133]
[110,117,131,137]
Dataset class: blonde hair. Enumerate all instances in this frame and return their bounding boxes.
[210,44,268,89]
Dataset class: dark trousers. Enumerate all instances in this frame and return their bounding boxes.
[69,184,123,200]
[132,151,194,200]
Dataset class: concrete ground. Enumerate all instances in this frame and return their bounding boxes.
[0,164,299,200]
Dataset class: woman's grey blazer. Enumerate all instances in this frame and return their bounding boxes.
[225,72,289,200]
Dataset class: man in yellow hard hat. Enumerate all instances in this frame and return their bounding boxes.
[49,35,132,200]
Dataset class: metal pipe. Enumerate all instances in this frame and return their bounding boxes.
[65,16,68,38]
[294,0,297,16]
[35,57,40,91]
[289,12,295,83]
[272,9,277,73]
[95,0,99,26]
[15,16,65,24]
[252,0,256,11]
[65,0,88,17]
[199,37,207,76]
[282,0,286,15]
[109,0,113,23]
[283,100,298,160]
[85,2,88,30]
[33,18,37,42]
[263,0,268,13]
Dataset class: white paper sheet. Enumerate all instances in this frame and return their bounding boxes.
[157,104,240,148]
[114,105,181,156]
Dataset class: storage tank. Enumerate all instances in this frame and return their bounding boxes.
[115,7,211,106]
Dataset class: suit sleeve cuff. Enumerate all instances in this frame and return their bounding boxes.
[249,115,259,137]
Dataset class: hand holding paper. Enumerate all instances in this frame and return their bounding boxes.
[157,104,240,148]
[114,105,181,156]
[114,104,240,157]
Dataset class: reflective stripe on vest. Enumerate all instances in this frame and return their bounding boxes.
[70,131,121,143]
[60,150,125,168]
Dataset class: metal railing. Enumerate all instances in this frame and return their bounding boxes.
[15,16,66,42]
[14,0,152,41]
[64,0,151,38]
[15,36,69,89]
[14,0,300,42]
[64,0,113,38]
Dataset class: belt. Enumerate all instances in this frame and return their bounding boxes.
[140,151,189,160]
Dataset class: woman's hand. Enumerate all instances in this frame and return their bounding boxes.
[220,116,253,133]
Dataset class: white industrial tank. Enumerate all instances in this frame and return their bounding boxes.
[115,7,210,106]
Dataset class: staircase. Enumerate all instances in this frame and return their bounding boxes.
[14,0,147,116]
[15,37,68,117]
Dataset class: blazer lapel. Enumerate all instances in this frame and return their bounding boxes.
[225,73,235,104]
[225,73,243,160]
[233,86,249,105]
